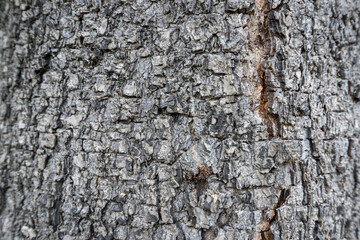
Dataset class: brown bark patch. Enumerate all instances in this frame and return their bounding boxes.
[248,0,280,139]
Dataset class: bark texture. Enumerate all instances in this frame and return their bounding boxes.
[0,0,359,239]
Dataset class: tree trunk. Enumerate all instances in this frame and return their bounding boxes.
[0,0,359,239]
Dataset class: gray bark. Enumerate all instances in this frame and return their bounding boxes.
[0,0,359,239]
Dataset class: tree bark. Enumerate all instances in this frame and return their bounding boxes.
[0,0,359,239]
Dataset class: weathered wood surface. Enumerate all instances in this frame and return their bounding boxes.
[0,0,359,239]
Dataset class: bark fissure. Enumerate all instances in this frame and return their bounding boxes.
[255,189,290,240]
[249,0,281,139]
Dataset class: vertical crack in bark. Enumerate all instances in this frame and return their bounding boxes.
[53,180,64,231]
[255,189,290,240]
[249,0,280,139]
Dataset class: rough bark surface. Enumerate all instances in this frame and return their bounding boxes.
[0,0,359,239]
